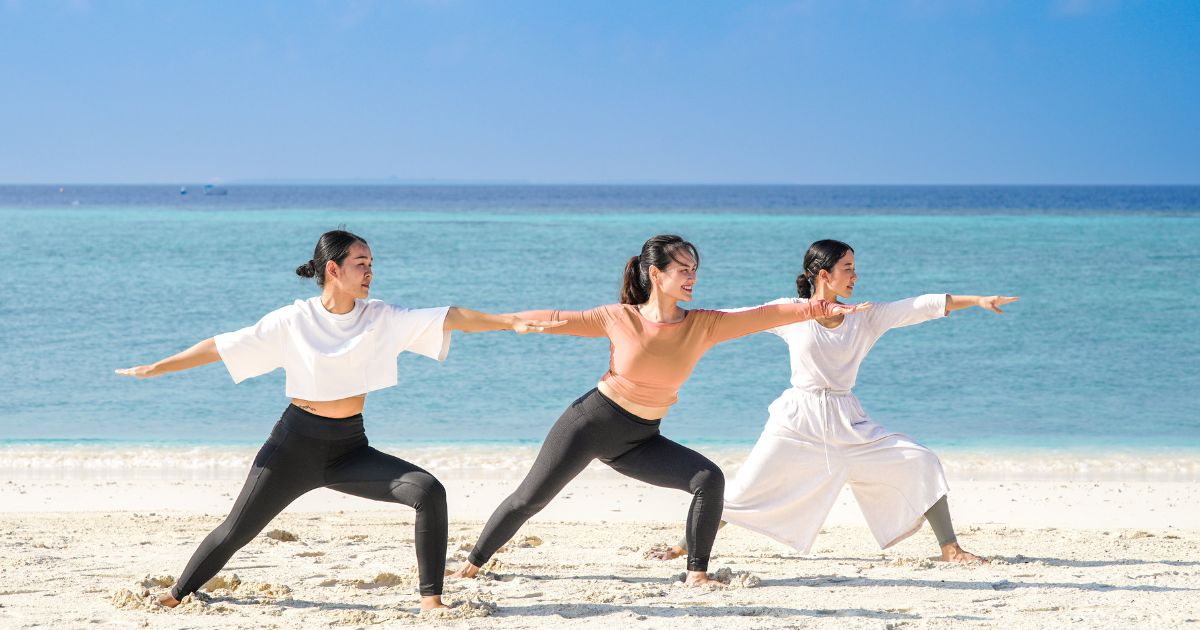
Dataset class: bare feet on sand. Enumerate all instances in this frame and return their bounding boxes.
[157,593,180,608]
[941,541,989,563]
[646,544,687,561]
[448,562,481,579]
[420,595,448,611]
[684,570,721,586]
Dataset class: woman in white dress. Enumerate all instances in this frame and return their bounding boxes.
[654,239,1017,563]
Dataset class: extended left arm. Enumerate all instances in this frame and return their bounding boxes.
[444,306,565,334]
[945,295,1020,315]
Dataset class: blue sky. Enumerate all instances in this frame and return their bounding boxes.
[1,0,1196,184]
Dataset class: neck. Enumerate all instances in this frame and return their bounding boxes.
[320,288,357,314]
[638,291,684,323]
[813,284,841,304]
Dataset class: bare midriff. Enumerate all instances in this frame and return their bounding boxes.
[597,381,668,421]
[290,395,366,419]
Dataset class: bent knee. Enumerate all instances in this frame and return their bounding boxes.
[691,466,725,495]
[403,473,447,512]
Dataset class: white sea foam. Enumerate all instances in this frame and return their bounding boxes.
[0,444,1196,482]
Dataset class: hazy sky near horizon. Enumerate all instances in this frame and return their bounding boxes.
[1,0,1197,184]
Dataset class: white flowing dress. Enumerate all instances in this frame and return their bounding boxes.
[721,294,950,552]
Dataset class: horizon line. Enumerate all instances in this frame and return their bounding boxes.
[3,181,1200,187]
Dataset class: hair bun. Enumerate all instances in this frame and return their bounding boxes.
[295,259,316,278]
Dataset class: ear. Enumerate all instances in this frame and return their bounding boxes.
[325,259,339,280]
[817,269,830,284]
[648,265,661,286]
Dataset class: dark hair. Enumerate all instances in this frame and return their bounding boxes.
[620,234,700,305]
[796,239,854,298]
[296,229,369,287]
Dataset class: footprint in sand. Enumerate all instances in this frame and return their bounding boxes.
[422,597,496,619]
[354,572,412,589]
[263,529,298,542]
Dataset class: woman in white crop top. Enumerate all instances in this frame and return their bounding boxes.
[116,229,562,611]
[654,239,1018,565]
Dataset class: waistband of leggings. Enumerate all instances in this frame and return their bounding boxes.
[588,388,661,426]
[281,404,366,440]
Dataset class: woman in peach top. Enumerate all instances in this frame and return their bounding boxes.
[451,234,867,585]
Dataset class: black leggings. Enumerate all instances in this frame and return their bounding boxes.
[468,389,725,572]
[169,405,448,598]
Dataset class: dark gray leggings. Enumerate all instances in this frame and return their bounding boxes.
[467,389,725,572]
[170,405,448,598]
[675,495,958,550]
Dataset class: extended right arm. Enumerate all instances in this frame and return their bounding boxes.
[115,337,221,378]
[509,308,609,338]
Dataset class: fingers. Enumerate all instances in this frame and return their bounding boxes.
[518,319,565,333]
[832,302,871,313]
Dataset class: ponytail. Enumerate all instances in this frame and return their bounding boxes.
[620,255,649,305]
[796,271,813,298]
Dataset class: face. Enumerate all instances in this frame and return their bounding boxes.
[817,250,856,299]
[327,242,373,299]
[649,251,698,302]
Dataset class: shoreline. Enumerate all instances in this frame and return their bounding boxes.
[2,442,1198,482]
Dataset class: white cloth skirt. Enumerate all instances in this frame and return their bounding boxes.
[722,388,949,553]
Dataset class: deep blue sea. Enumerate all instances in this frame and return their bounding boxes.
[1,185,1197,452]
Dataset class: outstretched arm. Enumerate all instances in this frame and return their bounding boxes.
[709,300,870,343]
[444,307,565,334]
[508,308,609,338]
[946,295,1020,315]
[115,337,220,378]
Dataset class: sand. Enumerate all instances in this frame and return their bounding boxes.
[0,446,1197,628]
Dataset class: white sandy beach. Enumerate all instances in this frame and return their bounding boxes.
[1,446,1197,628]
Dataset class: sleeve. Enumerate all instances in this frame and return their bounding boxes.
[863,294,948,333]
[706,299,832,344]
[717,297,798,338]
[512,306,610,338]
[214,308,289,384]
[385,305,452,361]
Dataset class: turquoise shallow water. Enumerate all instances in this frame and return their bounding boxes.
[1,186,1197,451]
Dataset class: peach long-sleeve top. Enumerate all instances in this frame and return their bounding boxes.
[516,300,837,408]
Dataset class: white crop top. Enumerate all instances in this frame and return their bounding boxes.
[214,296,451,401]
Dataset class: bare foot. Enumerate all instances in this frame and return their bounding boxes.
[645,544,686,561]
[157,592,180,608]
[683,570,721,586]
[420,595,448,611]
[448,562,481,579]
[941,542,989,563]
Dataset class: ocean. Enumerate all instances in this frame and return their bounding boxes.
[1,185,1197,456]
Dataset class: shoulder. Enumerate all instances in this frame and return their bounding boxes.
[260,300,305,323]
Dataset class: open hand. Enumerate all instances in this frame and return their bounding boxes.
[979,296,1019,314]
[828,301,872,316]
[114,365,158,378]
[512,319,567,334]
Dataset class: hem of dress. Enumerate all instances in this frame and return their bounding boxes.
[875,486,950,550]
[720,512,819,555]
